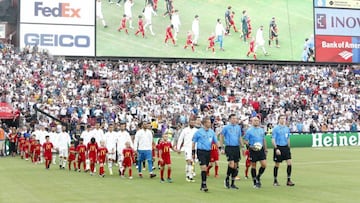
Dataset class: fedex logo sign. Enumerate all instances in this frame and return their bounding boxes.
[34,2,80,18]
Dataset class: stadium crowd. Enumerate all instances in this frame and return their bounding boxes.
[1,41,359,135]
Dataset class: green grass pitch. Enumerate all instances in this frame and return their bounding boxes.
[1,147,359,203]
[96,0,314,61]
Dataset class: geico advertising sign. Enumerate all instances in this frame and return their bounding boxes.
[315,8,360,36]
[20,0,95,25]
[20,24,95,56]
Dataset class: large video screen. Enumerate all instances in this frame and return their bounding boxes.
[96,0,314,62]
[19,0,360,63]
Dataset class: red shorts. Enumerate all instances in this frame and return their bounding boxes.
[245,160,251,167]
[89,155,97,163]
[210,150,219,162]
[44,153,52,160]
[34,151,40,157]
[160,155,171,165]
[122,158,132,167]
[78,154,86,162]
[98,156,106,164]
[68,154,76,161]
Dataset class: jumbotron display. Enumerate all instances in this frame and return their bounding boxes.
[96,0,314,62]
[18,0,360,63]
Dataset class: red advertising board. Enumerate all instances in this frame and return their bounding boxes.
[315,35,353,62]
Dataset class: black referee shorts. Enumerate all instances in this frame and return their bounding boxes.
[273,146,291,162]
[225,146,241,162]
[249,148,266,162]
[197,149,211,166]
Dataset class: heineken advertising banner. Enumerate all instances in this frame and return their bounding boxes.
[265,132,360,148]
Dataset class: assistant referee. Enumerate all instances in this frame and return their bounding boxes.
[192,116,219,192]
[272,114,295,187]
[220,114,243,189]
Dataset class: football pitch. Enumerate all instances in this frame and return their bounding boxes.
[96,0,314,61]
[1,147,359,203]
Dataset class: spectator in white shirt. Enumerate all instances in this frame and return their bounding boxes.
[133,120,156,178]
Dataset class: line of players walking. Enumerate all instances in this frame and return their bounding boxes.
[12,114,295,192]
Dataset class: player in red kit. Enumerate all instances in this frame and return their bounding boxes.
[43,135,54,169]
[135,15,145,38]
[18,134,25,159]
[244,145,251,179]
[122,141,134,179]
[155,138,163,170]
[165,24,176,46]
[97,140,108,177]
[153,0,158,11]
[158,133,178,183]
[117,14,129,34]
[184,31,195,52]
[29,135,37,161]
[247,16,252,39]
[207,33,216,53]
[76,138,87,172]
[246,37,257,60]
[68,141,77,171]
[23,137,31,161]
[87,137,98,175]
[229,11,238,32]
[207,141,219,178]
[32,140,41,164]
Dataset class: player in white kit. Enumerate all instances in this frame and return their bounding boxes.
[124,0,134,29]
[97,0,108,28]
[143,3,157,35]
[105,123,117,175]
[116,121,133,176]
[177,117,198,182]
[254,25,269,56]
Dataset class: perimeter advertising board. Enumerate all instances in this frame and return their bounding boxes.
[19,0,95,56]
[20,24,95,56]
[264,132,360,148]
[314,5,360,63]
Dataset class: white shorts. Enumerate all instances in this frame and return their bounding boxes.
[97,12,104,19]
[256,41,265,47]
[0,140,4,151]
[58,148,68,157]
[145,18,152,25]
[184,148,193,161]
[125,11,132,19]
[107,153,116,160]
[117,153,124,162]
[173,25,179,33]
